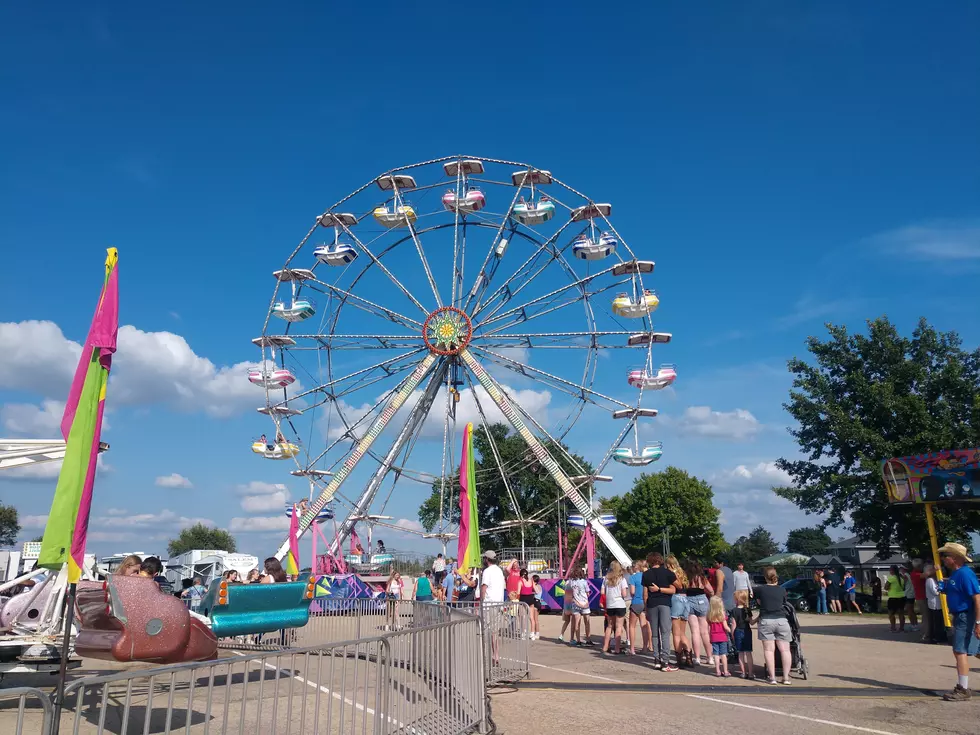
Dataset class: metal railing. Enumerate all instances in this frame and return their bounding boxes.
[0,687,54,735]
[10,617,485,735]
[216,598,529,686]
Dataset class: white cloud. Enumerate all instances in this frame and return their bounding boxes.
[105,508,128,516]
[1,400,66,436]
[155,473,193,489]
[866,221,980,261]
[229,515,290,532]
[241,490,287,513]
[710,461,805,542]
[0,320,284,419]
[720,461,793,487]
[235,481,288,495]
[0,321,80,397]
[668,406,761,440]
[393,518,424,533]
[21,514,49,529]
[93,509,214,531]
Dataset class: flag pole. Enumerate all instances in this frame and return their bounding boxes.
[51,578,77,733]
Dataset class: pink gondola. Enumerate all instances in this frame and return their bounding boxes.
[627,364,677,389]
[248,367,296,388]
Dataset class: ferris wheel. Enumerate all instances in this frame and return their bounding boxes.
[249,156,676,567]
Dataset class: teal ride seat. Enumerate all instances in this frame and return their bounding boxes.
[201,579,315,638]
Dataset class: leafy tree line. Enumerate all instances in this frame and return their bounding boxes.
[776,317,980,556]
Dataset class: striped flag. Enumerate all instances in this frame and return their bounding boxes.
[457,423,481,571]
[38,249,119,583]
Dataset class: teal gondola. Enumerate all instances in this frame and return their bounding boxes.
[201,578,315,638]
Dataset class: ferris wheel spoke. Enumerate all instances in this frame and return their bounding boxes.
[457,348,632,566]
[278,348,427,407]
[478,280,627,338]
[475,267,621,331]
[269,334,424,350]
[274,352,440,560]
[460,177,530,314]
[391,180,444,308]
[333,221,431,316]
[468,344,633,411]
[303,279,423,330]
[471,330,656,349]
[326,360,450,557]
[470,221,575,320]
[461,370,524,523]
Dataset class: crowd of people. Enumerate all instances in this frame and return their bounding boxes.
[574,554,799,684]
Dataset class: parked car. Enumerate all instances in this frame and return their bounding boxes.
[780,578,875,613]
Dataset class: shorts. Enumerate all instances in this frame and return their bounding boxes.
[686,595,708,617]
[416,594,433,602]
[711,641,729,656]
[606,606,626,617]
[670,593,689,620]
[951,610,980,655]
[733,628,753,652]
[630,602,645,615]
[433,570,446,585]
[887,597,905,613]
[758,617,792,642]
[519,593,536,607]
[573,605,591,616]
[846,592,856,602]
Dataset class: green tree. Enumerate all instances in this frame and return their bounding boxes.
[167,523,237,557]
[0,504,20,547]
[604,467,726,561]
[775,318,980,555]
[727,526,781,564]
[419,423,592,549]
[30,535,44,543]
[785,526,832,556]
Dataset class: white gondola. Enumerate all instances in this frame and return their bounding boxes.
[372,203,417,228]
[444,160,485,176]
[251,441,300,460]
[376,174,417,191]
[613,260,655,276]
[314,242,357,266]
[612,290,659,318]
[612,408,659,420]
[612,442,663,466]
[513,197,555,225]
[627,332,672,346]
[442,188,486,214]
[247,366,296,388]
[317,212,357,228]
[627,364,676,389]
[570,203,612,221]
[568,513,617,528]
[272,298,316,322]
[572,232,618,261]
[285,503,334,522]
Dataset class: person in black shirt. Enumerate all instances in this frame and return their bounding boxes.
[752,567,792,685]
[641,552,676,670]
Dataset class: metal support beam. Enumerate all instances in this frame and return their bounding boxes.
[458,348,632,567]
[327,360,450,558]
[275,353,438,561]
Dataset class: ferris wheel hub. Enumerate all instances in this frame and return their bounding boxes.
[423,306,473,356]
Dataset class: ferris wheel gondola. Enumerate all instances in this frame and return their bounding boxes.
[251,156,676,570]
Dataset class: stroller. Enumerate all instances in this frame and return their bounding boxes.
[774,601,809,680]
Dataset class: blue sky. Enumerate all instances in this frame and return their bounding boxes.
[2,2,979,560]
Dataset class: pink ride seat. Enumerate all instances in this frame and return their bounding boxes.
[75,577,217,664]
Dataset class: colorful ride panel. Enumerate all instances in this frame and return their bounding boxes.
[75,576,217,663]
[199,578,315,639]
[882,448,980,504]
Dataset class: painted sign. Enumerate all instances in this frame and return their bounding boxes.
[881,448,980,504]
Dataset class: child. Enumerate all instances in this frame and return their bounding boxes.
[731,589,755,678]
[707,595,732,677]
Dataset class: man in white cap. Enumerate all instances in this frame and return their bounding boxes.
[937,542,980,701]
[480,550,505,603]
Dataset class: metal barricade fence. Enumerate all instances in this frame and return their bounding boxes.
[217,599,452,653]
[0,687,54,735]
[45,616,485,735]
[448,601,530,686]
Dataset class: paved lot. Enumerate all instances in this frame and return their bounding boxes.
[2,611,978,734]
[491,613,980,735]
